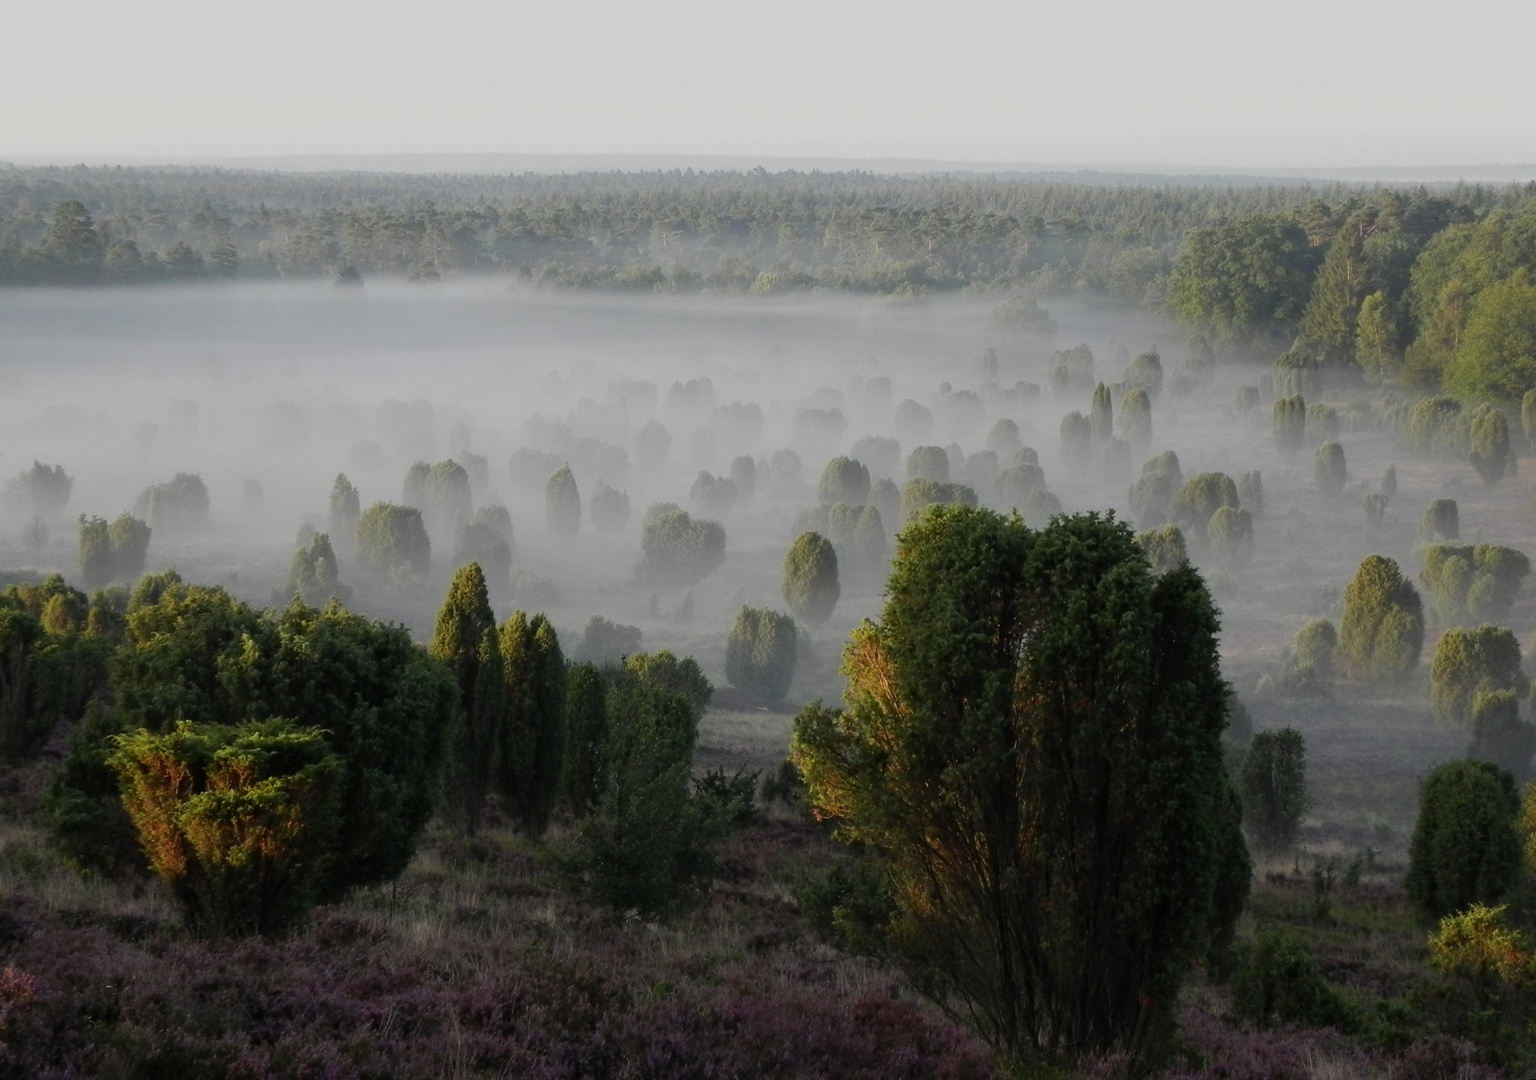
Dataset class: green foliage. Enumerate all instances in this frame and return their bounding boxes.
[1313,441,1348,496]
[498,612,567,836]
[725,606,798,704]
[451,521,512,584]
[900,478,977,525]
[562,663,608,818]
[1364,492,1389,533]
[1420,544,1529,625]
[1420,499,1460,542]
[693,767,759,828]
[432,564,501,835]
[1136,525,1187,575]
[1407,760,1522,922]
[575,616,642,665]
[6,461,72,517]
[795,503,887,574]
[283,533,347,607]
[1166,214,1318,341]
[589,481,631,533]
[782,532,840,626]
[354,503,430,581]
[1468,406,1513,485]
[78,513,151,589]
[1523,390,1536,441]
[1232,930,1353,1030]
[1428,626,1525,730]
[1294,618,1338,681]
[689,471,737,515]
[819,457,871,506]
[793,508,1248,1064]
[619,651,713,722]
[905,445,949,483]
[1272,395,1306,456]
[1125,351,1164,399]
[639,509,726,585]
[1059,410,1094,470]
[1356,290,1398,378]
[1207,506,1253,569]
[1339,555,1424,680]
[1466,691,1535,783]
[1119,387,1151,447]
[1444,272,1536,400]
[133,473,209,532]
[545,465,581,539]
[1426,903,1536,1070]
[1128,450,1182,526]
[994,461,1046,508]
[1238,470,1264,516]
[1090,382,1113,443]
[1241,728,1308,853]
[1405,397,1471,459]
[328,475,360,547]
[109,719,343,937]
[1173,471,1238,541]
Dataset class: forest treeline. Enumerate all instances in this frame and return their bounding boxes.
[0,164,1528,305]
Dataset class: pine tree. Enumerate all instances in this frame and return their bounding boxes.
[431,564,502,834]
[782,532,840,625]
[499,612,568,835]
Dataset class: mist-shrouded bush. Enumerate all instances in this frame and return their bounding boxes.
[791,508,1247,1065]
[984,419,1020,460]
[134,472,209,531]
[78,513,151,588]
[576,615,642,665]
[1233,385,1260,416]
[1238,470,1264,516]
[1381,463,1398,499]
[328,474,360,551]
[1207,506,1253,569]
[1272,395,1306,456]
[1240,728,1308,854]
[995,460,1046,509]
[901,478,978,525]
[990,293,1056,332]
[284,532,349,606]
[1090,382,1113,444]
[110,719,343,937]
[1128,451,1182,527]
[725,606,797,704]
[1524,390,1536,443]
[455,448,489,497]
[1095,438,1129,483]
[453,520,513,584]
[1405,396,1471,460]
[1306,403,1339,445]
[1136,524,1187,575]
[639,509,726,586]
[423,460,473,528]
[1467,690,1536,782]
[631,418,672,469]
[893,398,934,441]
[5,461,72,517]
[1020,486,1064,525]
[1125,350,1163,400]
[433,564,503,835]
[958,449,1000,490]
[1407,760,1522,921]
[1049,343,1096,397]
[499,611,567,836]
[765,448,802,498]
[782,531,840,626]
[1119,387,1152,449]
[589,480,631,533]
[509,446,562,495]
[689,471,738,516]
[1339,554,1424,680]
[1429,626,1526,731]
[1313,441,1347,496]
[1363,491,1389,534]
[715,402,765,453]
[1059,410,1094,471]
[1468,406,1513,485]
[817,456,870,506]
[793,406,846,450]
[905,445,949,483]
[1420,544,1529,626]
[1421,498,1460,543]
[545,465,581,539]
[355,502,430,581]
[1173,472,1238,543]
[1294,618,1338,682]
[728,455,757,500]
[870,478,901,533]
[849,436,900,480]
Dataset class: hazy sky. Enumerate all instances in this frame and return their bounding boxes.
[4,0,1533,168]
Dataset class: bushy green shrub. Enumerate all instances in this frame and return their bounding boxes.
[1241,728,1308,853]
[725,606,798,704]
[1405,396,1471,460]
[1059,410,1094,470]
[995,462,1046,508]
[905,445,949,483]
[1173,472,1238,542]
[639,509,726,585]
[432,564,503,835]
[79,513,151,588]
[1207,506,1253,569]
[1136,525,1187,574]
[1313,441,1347,496]
[355,502,430,582]
[6,460,72,517]
[1429,626,1526,731]
[1232,930,1352,1030]
[1272,395,1306,455]
[1364,492,1389,533]
[1407,760,1522,922]
[782,532,840,625]
[499,612,567,836]
[545,465,581,538]
[576,616,641,665]
[689,471,736,516]
[1239,470,1264,516]
[589,481,631,533]
[1128,451,1182,527]
[1090,383,1113,444]
[133,473,209,532]
[452,520,512,584]
[1467,691,1536,783]
[1294,619,1338,681]
[1421,544,1530,626]
[283,533,348,607]
[328,474,360,549]
[819,456,871,506]
[728,455,757,499]
[1339,555,1424,680]
[110,719,343,936]
[1469,407,1513,486]
[1421,499,1460,542]
[870,477,902,533]
[1307,403,1340,444]
[1119,387,1152,448]
[1125,350,1163,399]
[562,662,608,818]
[900,478,977,524]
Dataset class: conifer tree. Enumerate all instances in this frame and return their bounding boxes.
[1090,383,1114,444]
[1407,760,1522,921]
[1339,555,1424,680]
[432,564,502,834]
[782,532,840,625]
[545,466,581,539]
[562,662,608,818]
[499,612,567,835]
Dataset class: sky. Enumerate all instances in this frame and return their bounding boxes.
[3,0,1534,169]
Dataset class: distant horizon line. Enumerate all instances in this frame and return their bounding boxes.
[3,152,1536,184]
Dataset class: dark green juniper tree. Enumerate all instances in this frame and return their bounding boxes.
[793,508,1248,1067]
[782,532,840,626]
[499,611,567,836]
[431,563,503,835]
[1241,728,1309,853]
